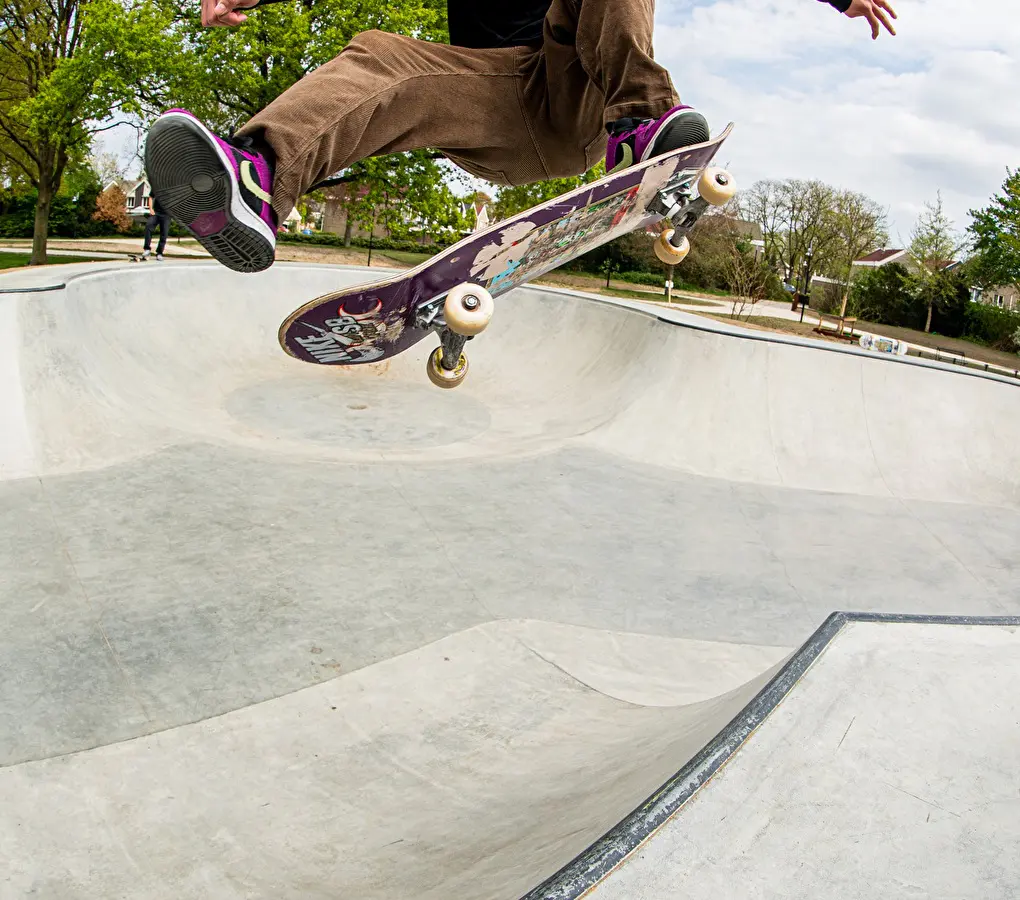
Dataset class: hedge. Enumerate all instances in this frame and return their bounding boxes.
[277,231,448,255]
[963,302,1020,350]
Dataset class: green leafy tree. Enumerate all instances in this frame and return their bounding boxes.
[849,262,920,327]
[148,0,448,126]
[968,169,1020,298]
[0,0,182,262]
[908,193,966,333]
[829,190,888,314]
[144,0,451,229]
[492,163,605,220]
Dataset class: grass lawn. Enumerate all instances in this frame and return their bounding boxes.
[700,312,1020,372]
[378,249,432,266]
[601,286,721,306]
[0,251,111,270]
[851,323,1020,371]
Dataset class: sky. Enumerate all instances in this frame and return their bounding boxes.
[99,0,1018,247]
[653,0,1020,245]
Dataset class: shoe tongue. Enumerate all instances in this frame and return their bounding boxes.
[607,117,646,136]
[607,117,640,136]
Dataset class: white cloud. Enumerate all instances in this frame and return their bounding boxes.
[654,0,1020,244]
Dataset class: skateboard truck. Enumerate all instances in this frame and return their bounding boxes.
[418,283,495,389]
[647,165,736,264]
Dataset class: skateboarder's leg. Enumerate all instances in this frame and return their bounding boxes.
[530,0,710,174]
[144,32,548,273]
[237,32,548,216]
[574,0,677,123]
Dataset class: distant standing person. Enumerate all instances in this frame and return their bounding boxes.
[141,193,171,260]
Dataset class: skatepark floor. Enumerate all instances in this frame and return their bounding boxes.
[1,262,1018,899]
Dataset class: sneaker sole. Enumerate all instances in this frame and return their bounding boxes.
[640,110,712,163]
[145,113,275,274]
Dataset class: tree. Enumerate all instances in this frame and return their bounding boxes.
[829,190,888,315]
[320,153,470,244]
[739,178,878,291]
[492,164,605,220]
[0,0,180,263]
[969,169,1020,298]
[147,0,448,128]
[849,263,920,326]
[90,149,126,186]
[739,180,786,272]
[683,211,744,292]
[92,184,131,231]
[726,240,770,319]
[143,0,451,228]
[908,193,965,333]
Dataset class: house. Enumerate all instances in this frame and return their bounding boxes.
[322,184,390,240]
[970,285,1019,312]
[471,198,489,233]
[852,248,908,269]
[111,178,151,219]
[730,218,765,256]
[852,248,962,277]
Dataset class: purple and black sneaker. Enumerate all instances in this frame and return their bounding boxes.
[144,110,277,273]
[605,105,711,173]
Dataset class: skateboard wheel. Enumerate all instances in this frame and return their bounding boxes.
[655,230,691,265]
[426,346,469,389]
[444,283,494,336]
[698,167,736,206]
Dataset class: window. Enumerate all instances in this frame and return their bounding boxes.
[996,295,1005,308]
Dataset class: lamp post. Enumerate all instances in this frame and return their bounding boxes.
[802,243,814,299]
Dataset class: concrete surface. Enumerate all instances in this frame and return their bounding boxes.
[585,618,1020,900]
[1,262,1018,899]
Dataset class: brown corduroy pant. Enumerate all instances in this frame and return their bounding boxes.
[236,0,679,219]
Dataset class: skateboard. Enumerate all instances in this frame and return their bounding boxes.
[859,333,909,356]
[279,124,735,388]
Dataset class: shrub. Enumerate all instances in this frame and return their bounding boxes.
[849,263,925,328]
[277,231,447,255]
[963,303,1020,350]
[0,185,133,239]
[617,270,663,286]
[92,186,132,232]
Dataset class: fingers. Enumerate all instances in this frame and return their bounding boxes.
[876,0,898,20]
[874,0,897,35]
[845,0,898,40]
[865,8,880,39]
[200,0,249,27]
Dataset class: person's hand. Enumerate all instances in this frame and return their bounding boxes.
[201,0,259,27]
[844,0,898,39]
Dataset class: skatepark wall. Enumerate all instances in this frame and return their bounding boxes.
[1,262,1018,508]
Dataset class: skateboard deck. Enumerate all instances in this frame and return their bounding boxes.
[859,333,909,356]
[279,124,734,379]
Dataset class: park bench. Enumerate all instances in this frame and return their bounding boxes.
[813,310,858,340]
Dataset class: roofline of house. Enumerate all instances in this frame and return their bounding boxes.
[852,249,908,267]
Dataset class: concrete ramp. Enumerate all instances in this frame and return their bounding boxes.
[0,621,790,900]
[4,263,1019,504]
[1,263,1018,898]
[569,615,1020,900]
